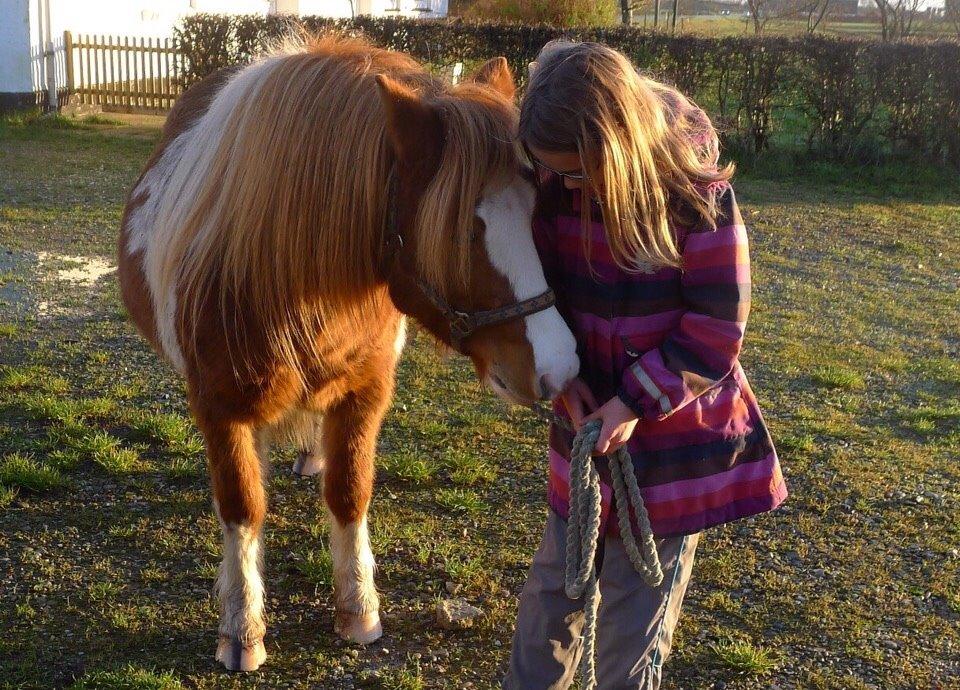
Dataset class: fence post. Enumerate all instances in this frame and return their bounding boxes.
[63,31,75,99]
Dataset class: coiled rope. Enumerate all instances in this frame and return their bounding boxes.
[534,407,664,690]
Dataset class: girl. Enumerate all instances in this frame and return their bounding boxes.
[503,41,787,690]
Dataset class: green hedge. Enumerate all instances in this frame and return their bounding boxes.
[174,14,960,164]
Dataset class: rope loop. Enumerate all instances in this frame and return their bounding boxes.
[563,418,664,690]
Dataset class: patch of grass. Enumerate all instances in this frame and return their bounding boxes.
[377,657,425,690]
[164,456,203,481]
[109,382,143,401]
[0,365,69,393]
[435,488,487,514]
[140,566,169,584]
[68,665,182,689]
[0,453,64,491]
[20,394,81,424]
[88,581,123,602]
[809,364,866,390]
[0,111,83,130]
[777,433,816,454]
[128,412,202,456]
[900,404,960,437]
[15,600,36,620]
[445,449,497,486]
[442,553,491,592]
[47,448,84,471]
[709,637,781,676]
[0,484,18,508]
[701,590,739,614]
[295,546,333,588]
[46,423,139,473]
[79,430,136,472]
[82,115,126,126]
[0,323,17,337]
[382,450,437,483]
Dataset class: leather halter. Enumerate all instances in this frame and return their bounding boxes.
[382,170,556,350]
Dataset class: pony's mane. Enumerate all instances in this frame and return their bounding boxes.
[148,34,517,383]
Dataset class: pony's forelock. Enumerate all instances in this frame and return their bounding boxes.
[414,83,519,293]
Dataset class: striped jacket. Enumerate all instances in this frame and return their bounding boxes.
[535,178,787,538]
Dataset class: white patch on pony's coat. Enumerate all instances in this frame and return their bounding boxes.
[328,511,379,616]
[477,177,579,398]
[134,56,288,375]
[125,131,192,257]
[217,522,266,644]
[393,316,407,357]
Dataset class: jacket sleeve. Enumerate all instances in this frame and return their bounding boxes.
[617,186,751,421]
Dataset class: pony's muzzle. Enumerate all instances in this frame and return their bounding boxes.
[538,373,561,401]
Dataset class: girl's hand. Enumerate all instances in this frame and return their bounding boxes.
[559,377,598,429]
[582,397,639,455]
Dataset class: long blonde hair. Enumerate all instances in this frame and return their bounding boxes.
[520,41,733,271]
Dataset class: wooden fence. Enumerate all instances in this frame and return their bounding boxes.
[64,32,183,114]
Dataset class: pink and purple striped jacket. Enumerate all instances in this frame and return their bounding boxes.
[535,179,787,538]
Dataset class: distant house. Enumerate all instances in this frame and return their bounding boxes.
[0,0,448,111]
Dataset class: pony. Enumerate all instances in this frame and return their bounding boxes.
[116,35,579,672]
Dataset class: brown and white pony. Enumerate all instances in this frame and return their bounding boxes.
[117,35,578,671]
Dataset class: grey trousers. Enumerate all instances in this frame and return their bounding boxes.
[503,512,699,690]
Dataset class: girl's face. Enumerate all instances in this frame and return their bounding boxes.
[526,145,591,192]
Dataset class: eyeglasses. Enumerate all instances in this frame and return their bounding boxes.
[522,144,588,182]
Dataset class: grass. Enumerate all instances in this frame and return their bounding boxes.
[435,487,488,514]
[68,665,183,690]
[295,546,334,588]
[810,364,866,391]
[709,637,781,676]
[1,111,958,689]
[0,453,65,491]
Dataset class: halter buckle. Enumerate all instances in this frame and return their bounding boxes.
[449,311,475,341]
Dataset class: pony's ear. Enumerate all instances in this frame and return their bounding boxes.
[376,74,442,164]
[470,57,516,101]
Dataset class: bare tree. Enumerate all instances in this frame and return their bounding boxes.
[948,0,960,35]
[745,0,804,34]
[798,0,834,31]
[746,0,773,33]
[873,0,924,40]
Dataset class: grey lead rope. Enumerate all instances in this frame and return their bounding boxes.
[533,407,664,690]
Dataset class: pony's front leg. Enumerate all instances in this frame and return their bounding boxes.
[198,417,269,671]
[322,381,392,645]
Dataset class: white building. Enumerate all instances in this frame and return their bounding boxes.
[0,0,448,110]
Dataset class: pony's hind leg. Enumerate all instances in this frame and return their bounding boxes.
[199,418,269,671]
[292,412,325,477]
[323,380,392,645]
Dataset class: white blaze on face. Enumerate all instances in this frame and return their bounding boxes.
[476,176,579,399]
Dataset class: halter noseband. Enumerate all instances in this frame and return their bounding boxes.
[382,170,556,350]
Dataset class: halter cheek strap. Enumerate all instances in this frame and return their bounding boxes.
[381,169,556,352]
[416,280,556,350]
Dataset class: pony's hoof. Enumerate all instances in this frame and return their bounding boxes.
[335,610,382,645]
[216,636,266,672]
[292,451,325,477]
